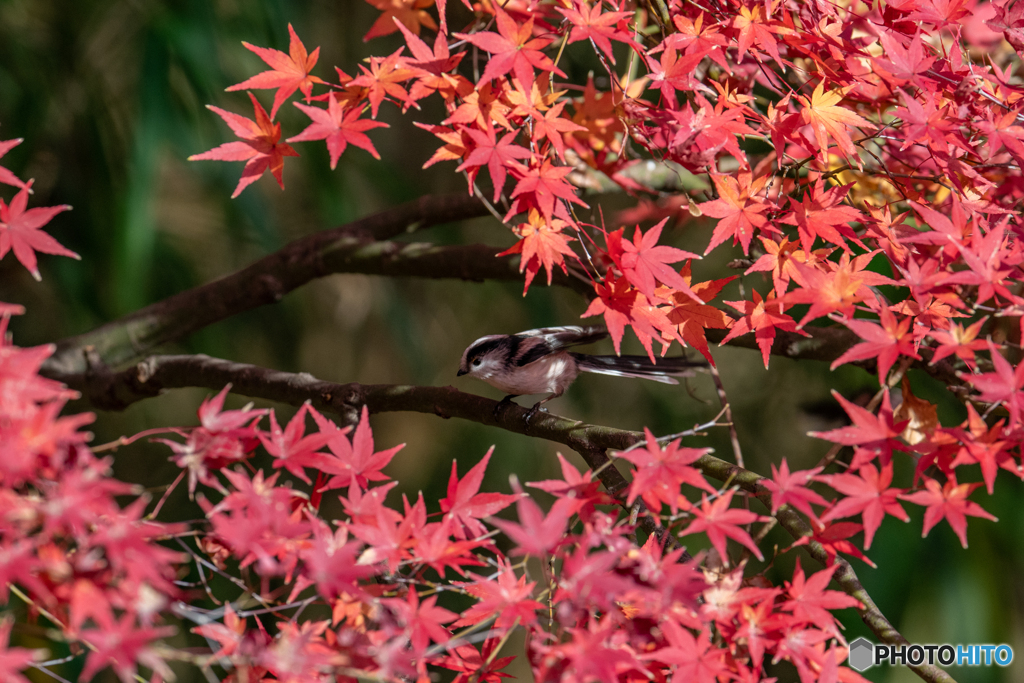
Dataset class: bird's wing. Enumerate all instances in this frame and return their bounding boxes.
[513,326,609,366]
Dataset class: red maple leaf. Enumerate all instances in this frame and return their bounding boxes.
[681,489,768,564]
[192,604,247,659]
[951,403,1011,495]
[456,124,531,201]
[780,560,861,633]
[556,0,638,64]
[963,342,1024,426]
[581,272,682,361]
[783,251,893,327]
[437,637,516,683]
[348,496,420,572]
[900,475,997,548]
[619,427,715,514]
[818,462,908,549]
[529,101,587,161]
[760,459,829,522]
[644,622,729,683]
[721,290,802,368]
[289,95,389,168]
[454,3,565,92]
[790,519,876,567]
[308,404,403,490]
[454,559,543,628]
[506,158,587,222]
[699,171,774,255]
[873,31,936,86]
[780,182,865,254]
[733,3,784,65]
[927,317,987,369]
[439,448,520,540]
[0,181,76,281]
[945,219,1023,307]
[830,307,919,384]
[646,48,706,106]
[810,390,907,469]
[189,92,299,198]
[527,452,616,521]
[668,13,728,70]
[299,519,375,600]
[382,588,456,654]
[227,24,325,118]
[259,403,329,484]
[80,614,175,683]
[618,218,701,302]
[395,20,466,103]
[489,493,576,557]
[581,274,641,355]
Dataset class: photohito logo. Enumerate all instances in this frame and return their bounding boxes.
[847,638,1014,672]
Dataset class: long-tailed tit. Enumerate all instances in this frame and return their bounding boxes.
[457,325,705,414]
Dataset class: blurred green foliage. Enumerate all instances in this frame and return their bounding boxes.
[0,1,1021,682]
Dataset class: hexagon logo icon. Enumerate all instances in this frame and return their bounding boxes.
[848,637,874,672]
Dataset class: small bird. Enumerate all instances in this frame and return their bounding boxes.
[457,325,705,415]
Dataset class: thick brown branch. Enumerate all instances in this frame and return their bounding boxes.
[51,353,953,683]
[45,193,493,377]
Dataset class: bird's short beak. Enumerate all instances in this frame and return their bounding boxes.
[456,369,467,377]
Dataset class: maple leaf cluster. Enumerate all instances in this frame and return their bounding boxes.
[11,0,1024,679]
[0,332,881,683]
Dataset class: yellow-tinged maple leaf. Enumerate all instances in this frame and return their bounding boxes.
[799,82,873,161]
[894,377,939,445]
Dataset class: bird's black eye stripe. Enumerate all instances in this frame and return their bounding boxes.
[465,337,506,358]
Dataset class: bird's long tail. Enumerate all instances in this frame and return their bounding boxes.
[571,354,706,385]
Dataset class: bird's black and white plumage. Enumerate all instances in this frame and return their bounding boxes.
[457,325,705,410]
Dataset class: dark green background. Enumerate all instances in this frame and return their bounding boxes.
[0,1,1020,681]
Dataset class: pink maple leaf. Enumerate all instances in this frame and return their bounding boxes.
[0,181,76,281]
[681,489,768,563]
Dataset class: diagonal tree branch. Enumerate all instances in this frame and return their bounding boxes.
[45,193,494,377]
[50,352,953,683]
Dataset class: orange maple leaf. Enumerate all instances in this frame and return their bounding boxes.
[745,235,833,295]
[699,171,775,255]
[784,251,894,327]
[498,209,578,294]
[665,263,735,365]
[363,0,438,42]
[227,24,325,119]
[721,290,803,368]
[798,82,873,160]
